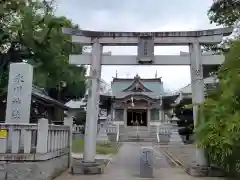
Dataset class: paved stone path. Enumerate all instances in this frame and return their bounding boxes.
[99,142,170,179]
[55,142,227,180]
[159,144,198,166]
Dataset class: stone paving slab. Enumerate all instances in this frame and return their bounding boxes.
[159,144,197,166]
[155,168,227,180]
[72,153,113,160]
[55,168,228,180]
[54,171,101,180]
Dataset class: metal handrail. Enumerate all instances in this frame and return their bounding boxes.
[156,124,160,143]
[116,123,120,142]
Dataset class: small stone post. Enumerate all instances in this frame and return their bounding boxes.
[140,147,154,178]
[64,112,74,168]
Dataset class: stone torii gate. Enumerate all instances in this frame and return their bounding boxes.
[63,27,232,174]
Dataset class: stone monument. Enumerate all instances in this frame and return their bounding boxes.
[5,63,33,123]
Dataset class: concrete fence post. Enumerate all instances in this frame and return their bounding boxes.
[37,118,49,153]
[64,116,73,168]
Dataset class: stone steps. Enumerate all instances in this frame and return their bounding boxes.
[119,129,158,142]
[117,125,175,143]
[119,136,157,142]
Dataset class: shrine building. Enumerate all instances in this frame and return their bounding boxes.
[110,75,177,128]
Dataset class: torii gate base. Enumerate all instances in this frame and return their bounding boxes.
[71,160,104,175]
[187,165,226,177]
[64,28,232,176]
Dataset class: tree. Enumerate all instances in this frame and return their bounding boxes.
[0,0,86,102]
[196,41,240,175]
[202,0,240,53]
[208,0,240,26]
[74,111,86,125]
[0,0,29,89]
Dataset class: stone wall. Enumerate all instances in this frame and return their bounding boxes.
[0,154,69,180]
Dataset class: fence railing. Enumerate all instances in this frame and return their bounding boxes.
[72,124,117,134]
[0,123,38,154]
[72,124,171,134]
[0,119,70,160]
[72,124,84,133]
[156,125,160,143]
[106,125,117,133]
[158,127,171,135]
[116,124,120,142]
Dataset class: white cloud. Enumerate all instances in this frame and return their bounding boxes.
[56,0,218,91]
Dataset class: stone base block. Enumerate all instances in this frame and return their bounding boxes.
[0,171,6,179]
[187,165,226,177]
[208,166,226,177]
[71,160,106,175]
[187,165,210,177]
[96,140,110,144]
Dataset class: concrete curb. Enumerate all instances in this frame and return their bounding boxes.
[163,149,186,168]
[105,153,113,167]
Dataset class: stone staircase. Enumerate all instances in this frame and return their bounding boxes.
[118,125,158,142]
[115,124,183,144]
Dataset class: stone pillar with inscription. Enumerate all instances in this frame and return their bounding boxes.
[5,63,33,123]
[188,42,209,175]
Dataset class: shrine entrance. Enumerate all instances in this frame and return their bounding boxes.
[64,27,232,165]
[127,109,147,126]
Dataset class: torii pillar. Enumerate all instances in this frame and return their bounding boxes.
[72,38,103,174]
[188,41,209,175]
[84,38,102,163]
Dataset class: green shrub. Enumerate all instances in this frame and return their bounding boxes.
[195,41,240,176]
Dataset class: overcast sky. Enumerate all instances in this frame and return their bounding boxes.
[56,0,218,92]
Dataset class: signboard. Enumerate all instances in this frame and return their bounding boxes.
[137,36,154,63]
[0,129,7,139]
